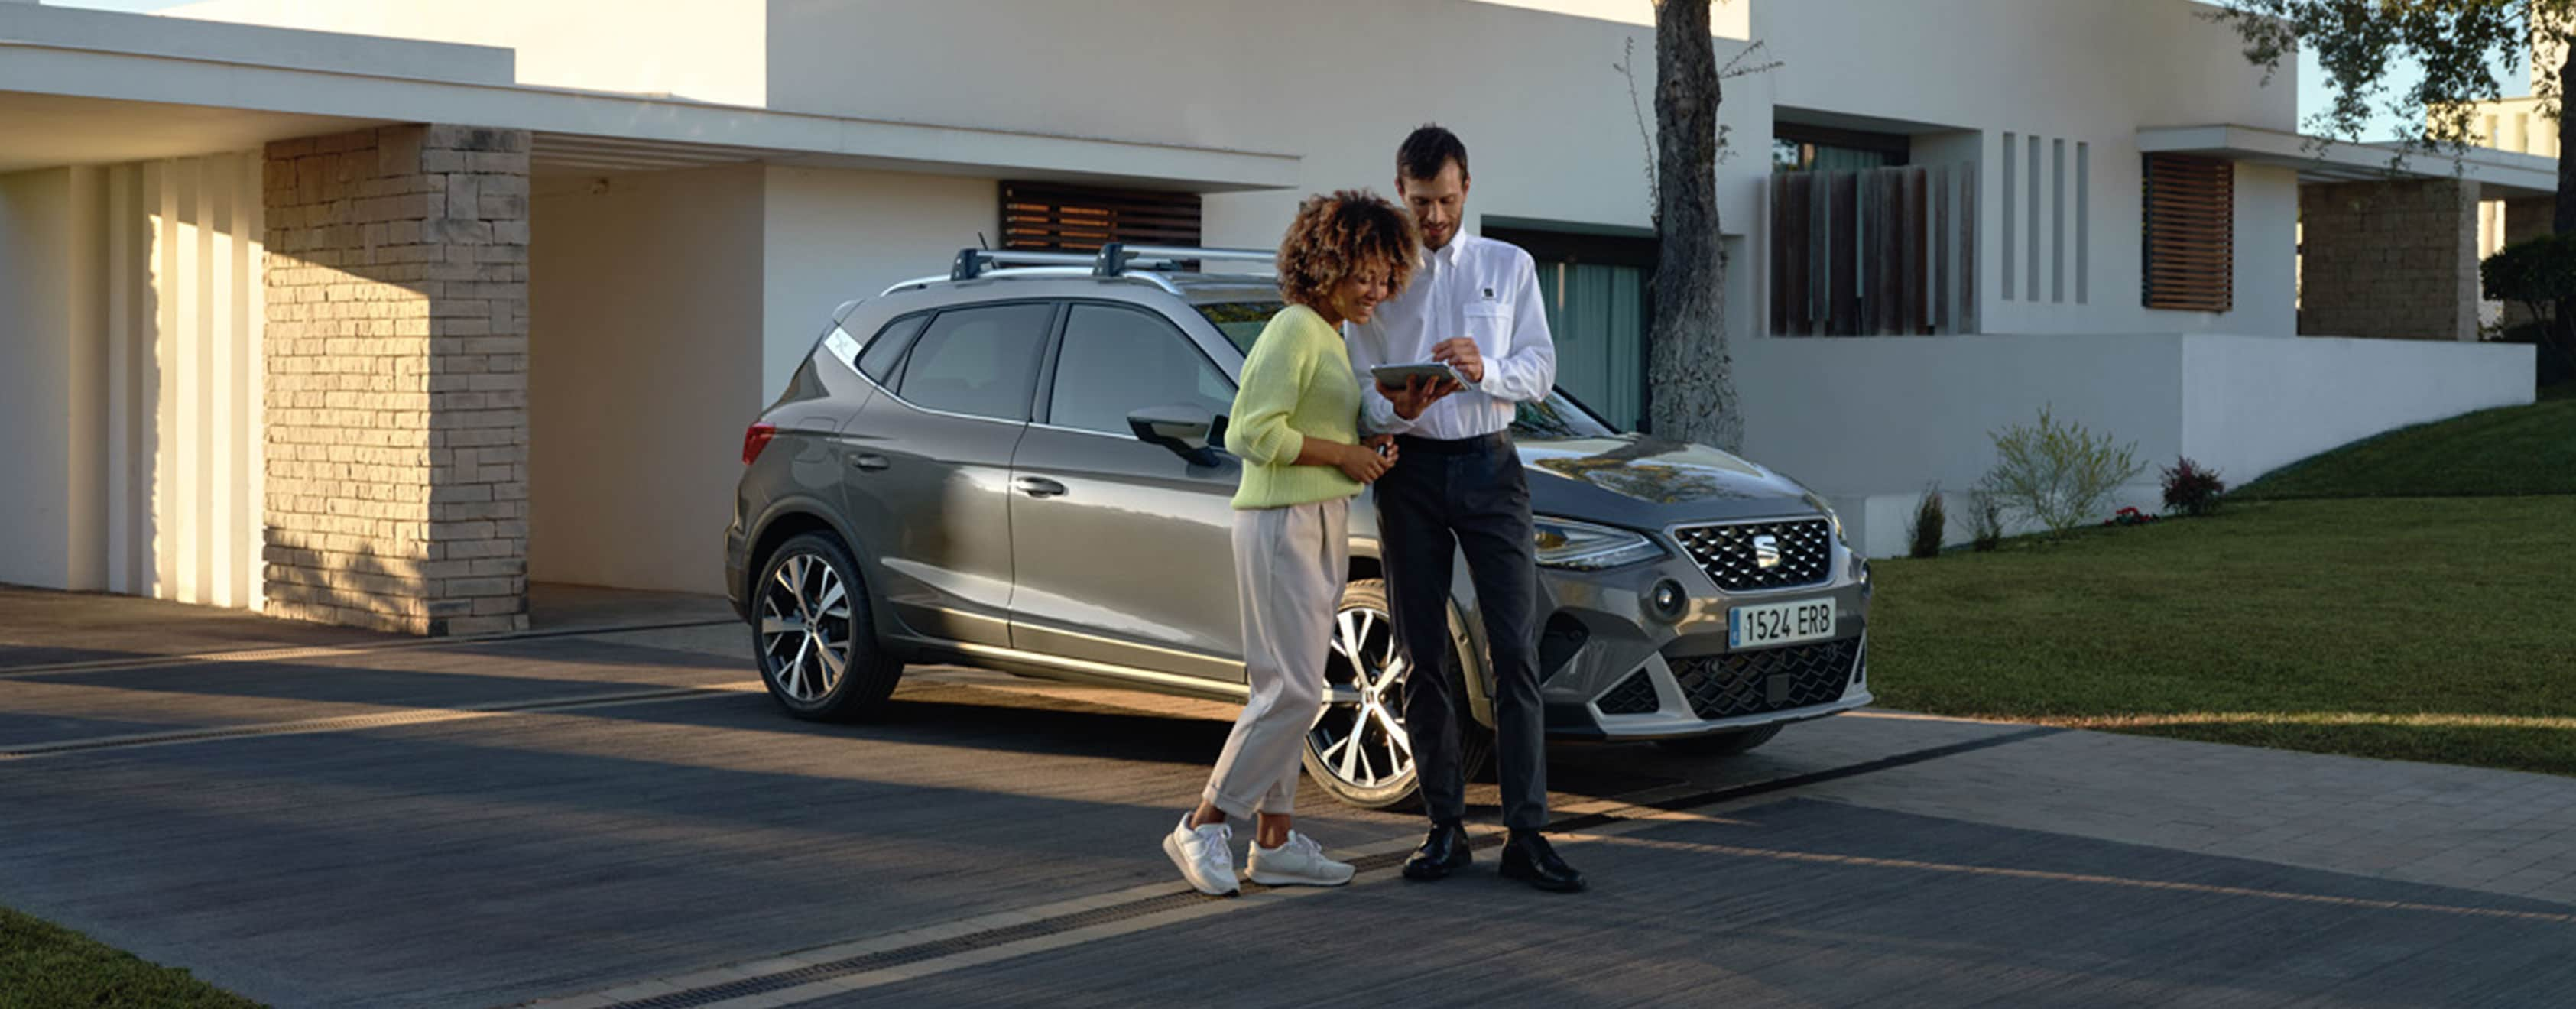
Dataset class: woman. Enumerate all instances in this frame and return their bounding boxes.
[1162,191,1420,896]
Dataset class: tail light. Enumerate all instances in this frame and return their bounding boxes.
[741,423,777,465]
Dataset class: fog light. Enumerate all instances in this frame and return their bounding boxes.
[1648,579,1689,621]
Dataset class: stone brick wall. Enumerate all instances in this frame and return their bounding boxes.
[2298,179,2479,342]
[261,124,530,635]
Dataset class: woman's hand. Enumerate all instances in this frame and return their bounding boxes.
[1335,440,1396,483]
[1380,375,1462,420]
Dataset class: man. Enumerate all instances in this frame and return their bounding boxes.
[1348,125,1584,893]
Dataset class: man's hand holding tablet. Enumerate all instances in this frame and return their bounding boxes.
[1371,360,1465,422]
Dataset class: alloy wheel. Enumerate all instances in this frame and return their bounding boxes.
[758,552,853,702]
[1309,602,1416,790]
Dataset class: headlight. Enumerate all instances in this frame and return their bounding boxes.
[1801,490,1845,543]
[1533,517,1665,570]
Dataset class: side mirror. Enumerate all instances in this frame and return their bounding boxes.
[1129,405,1225,466]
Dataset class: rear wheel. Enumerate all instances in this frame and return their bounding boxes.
[752,532,900,722]
[1302,578,1491,810]
[1654,724,1783,757]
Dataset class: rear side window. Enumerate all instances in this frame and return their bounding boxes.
[858,313,929,384]
[895,303,1056,421]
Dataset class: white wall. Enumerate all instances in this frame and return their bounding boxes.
[1738,332,2533,556]
[529,164,765,594]
[0,167,83,589]
[166,0,762,105]
[1750,0,2302,339]
[0,157,265,605]
[764,0,1716,252]
[758,166,996,396]
[2179,334,2535,484]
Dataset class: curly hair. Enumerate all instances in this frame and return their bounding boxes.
[1274,190,1419,311]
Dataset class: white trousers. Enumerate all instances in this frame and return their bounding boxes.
[1201,498,1350,819]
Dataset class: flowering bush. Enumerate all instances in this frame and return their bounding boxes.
[2104,506,2159,527]
[2159,456,2226,517]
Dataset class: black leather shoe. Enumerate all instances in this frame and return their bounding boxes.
[1401,822,1474,881]
[1499,830,1587,893]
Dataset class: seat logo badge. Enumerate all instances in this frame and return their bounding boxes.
[1753,534,1782,569]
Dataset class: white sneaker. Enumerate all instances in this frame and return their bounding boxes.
[1163,813,1240,896]
[1248,831,1355,887]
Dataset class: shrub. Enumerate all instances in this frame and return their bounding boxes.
[2481,234,2576,388]
[1977,404,2143,535]
[2159,456,2226,516]
[1967,490,2005,551]
[1906,483,1946,559]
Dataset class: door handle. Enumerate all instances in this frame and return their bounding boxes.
[848,453,891,472]
[1014,476,1067,498]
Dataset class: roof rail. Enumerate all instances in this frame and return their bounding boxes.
[946,244,1273,281]
[1087,242,1277,277]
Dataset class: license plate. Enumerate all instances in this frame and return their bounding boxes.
[1728,598,1836,648]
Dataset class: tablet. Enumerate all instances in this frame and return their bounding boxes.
[1368,362,1462,388]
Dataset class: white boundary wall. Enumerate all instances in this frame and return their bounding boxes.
[1741,333,2535,557]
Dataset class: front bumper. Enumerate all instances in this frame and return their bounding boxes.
[1523,529,1873,741]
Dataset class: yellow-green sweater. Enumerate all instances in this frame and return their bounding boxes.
[1225,303,1363,509]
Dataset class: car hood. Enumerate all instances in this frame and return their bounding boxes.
[1516,433,1823,527]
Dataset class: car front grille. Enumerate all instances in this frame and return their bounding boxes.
[1669,638,1857,720]
[1595,670,1661,715]
[1673,517,1834,592]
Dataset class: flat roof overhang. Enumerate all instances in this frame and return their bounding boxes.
[2139,124,2559,199]
[0,37,1299,193]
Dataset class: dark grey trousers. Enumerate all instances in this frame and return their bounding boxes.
[1378,432,1548,831]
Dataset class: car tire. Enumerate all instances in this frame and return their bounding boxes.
[1653,724,1783,757]
[751,532,900,722]
[1302,578,1493,811]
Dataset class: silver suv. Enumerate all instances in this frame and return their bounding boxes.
[725,245,1874,809]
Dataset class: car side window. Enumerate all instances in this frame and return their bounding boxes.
[1047,304,1235,436]
[894,303,1056,421]
[857,313,929,384]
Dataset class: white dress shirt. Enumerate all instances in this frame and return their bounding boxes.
[1347,232,1558,439]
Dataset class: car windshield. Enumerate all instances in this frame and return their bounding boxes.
[1190,300,1619,438]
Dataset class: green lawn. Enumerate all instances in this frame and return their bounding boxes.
[0,906,259,1008]
[1870,495,2576,774]
[2232,393,2576,499]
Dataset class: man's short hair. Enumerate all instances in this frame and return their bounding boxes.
[1397,125,1469,182]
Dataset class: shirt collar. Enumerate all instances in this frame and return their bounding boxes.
[1428,234,1467,269]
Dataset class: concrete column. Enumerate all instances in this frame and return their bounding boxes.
[2298,179,2480,342]
[261,124,530,635]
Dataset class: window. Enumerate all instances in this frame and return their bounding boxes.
[1192,300,1283,355]
[895,303,1056,421]
[1001,181,1202,251]
[1772,122,1910,174]
[1047,305,1233,436]
[2141,154,2234,313]
[857,313,929,384]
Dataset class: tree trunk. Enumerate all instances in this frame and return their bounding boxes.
[2558,37,2574,234]
[1646,0,1742,451]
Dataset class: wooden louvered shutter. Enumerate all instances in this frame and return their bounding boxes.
[1000,182,1202,251]
[2140,154,2233,312]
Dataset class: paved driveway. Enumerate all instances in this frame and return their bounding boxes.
[2,605,2571,1007]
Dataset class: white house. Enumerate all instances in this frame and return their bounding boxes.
[0,0,2544,634]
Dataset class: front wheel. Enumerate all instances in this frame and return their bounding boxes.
[751,532,900,722]
[1301,578,1491,810]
